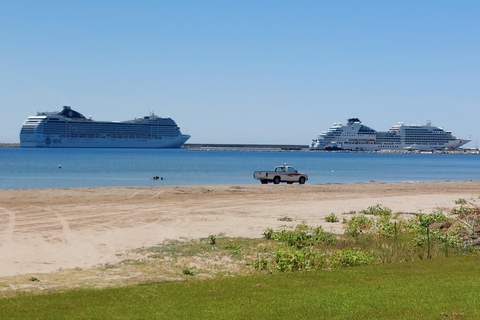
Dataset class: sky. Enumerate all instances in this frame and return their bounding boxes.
[1,1,479,147]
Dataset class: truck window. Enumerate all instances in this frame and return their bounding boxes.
[275,167,286,172]
[287,167,297,173]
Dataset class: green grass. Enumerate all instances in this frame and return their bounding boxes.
[1,255,479,319]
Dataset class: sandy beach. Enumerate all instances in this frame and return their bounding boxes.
[1,181,480,278]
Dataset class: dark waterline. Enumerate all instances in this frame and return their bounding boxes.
[0,148,479,189]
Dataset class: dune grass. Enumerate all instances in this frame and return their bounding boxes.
[1,255,479,319]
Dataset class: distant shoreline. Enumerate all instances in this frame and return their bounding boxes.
[1,142,478,154]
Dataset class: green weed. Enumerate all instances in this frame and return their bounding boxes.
[208,235,216,245]
[360,204,392,218]
[325,213,339,222]
[182,268,194,276]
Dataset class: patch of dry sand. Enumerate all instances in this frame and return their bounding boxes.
[1,181,480,277]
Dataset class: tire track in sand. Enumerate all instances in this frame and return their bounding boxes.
[127,190,143,199]
[0,207,15,244]
[54,211,117,265]
[55,212,74,244]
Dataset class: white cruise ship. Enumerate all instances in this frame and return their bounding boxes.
[20,106,191,148]
[310,118,469,151]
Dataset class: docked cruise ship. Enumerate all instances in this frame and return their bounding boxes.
[20,106,191,148]
[310,118,469,151]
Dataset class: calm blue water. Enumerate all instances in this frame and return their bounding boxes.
[0,148,479,189]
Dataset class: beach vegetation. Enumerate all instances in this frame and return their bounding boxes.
[451,205,470,215]
[208,235,216,245]
[182,267,194,276]
[120,259,146,266]
[344,214,373,239]
[325,213,339,222]
[223,242,244,255]
[360,204,392,218]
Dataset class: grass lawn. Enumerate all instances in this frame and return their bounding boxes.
[1,255,479,319]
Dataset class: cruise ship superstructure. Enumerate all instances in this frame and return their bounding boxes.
[20,106,191,148]
[310,118,469,151]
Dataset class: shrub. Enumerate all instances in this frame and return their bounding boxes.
[344,215,374,239]
[280,229,311,249]
[325,213,339,223]
[313,226,337,245]
[263,228,273,240]
[274,247,304,272]
[451,206,469,216]
[328,248,373,268]
[360,204,392,218]
[208,235,216,245]
[224,242,244,254]
[375,217,400,238]
[255,210,479,274]
[274,246,372,272]
[265,223,337,248]
[182,268,194,276]
[253,257,269,271]
[274,247,327,272]
[413,212,451,259]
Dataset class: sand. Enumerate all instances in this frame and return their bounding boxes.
[1,181,480,277]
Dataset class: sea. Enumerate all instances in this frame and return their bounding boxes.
[0,148,479,190]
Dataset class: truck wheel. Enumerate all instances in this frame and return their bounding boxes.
[261,180,268,184]
[273,176,281,184]
[299,177,306,184]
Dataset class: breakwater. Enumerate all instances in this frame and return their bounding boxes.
[0,143,19,148]
[184,143,308,151]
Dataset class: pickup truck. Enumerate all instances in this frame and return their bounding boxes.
[253,164,308,184]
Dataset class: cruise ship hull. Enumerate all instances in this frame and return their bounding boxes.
[310,118,469,151]
[20,134,190,148]
[20,106,191,148]
[310,140,470,151]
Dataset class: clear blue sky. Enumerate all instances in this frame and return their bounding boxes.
[1,1,479,147]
